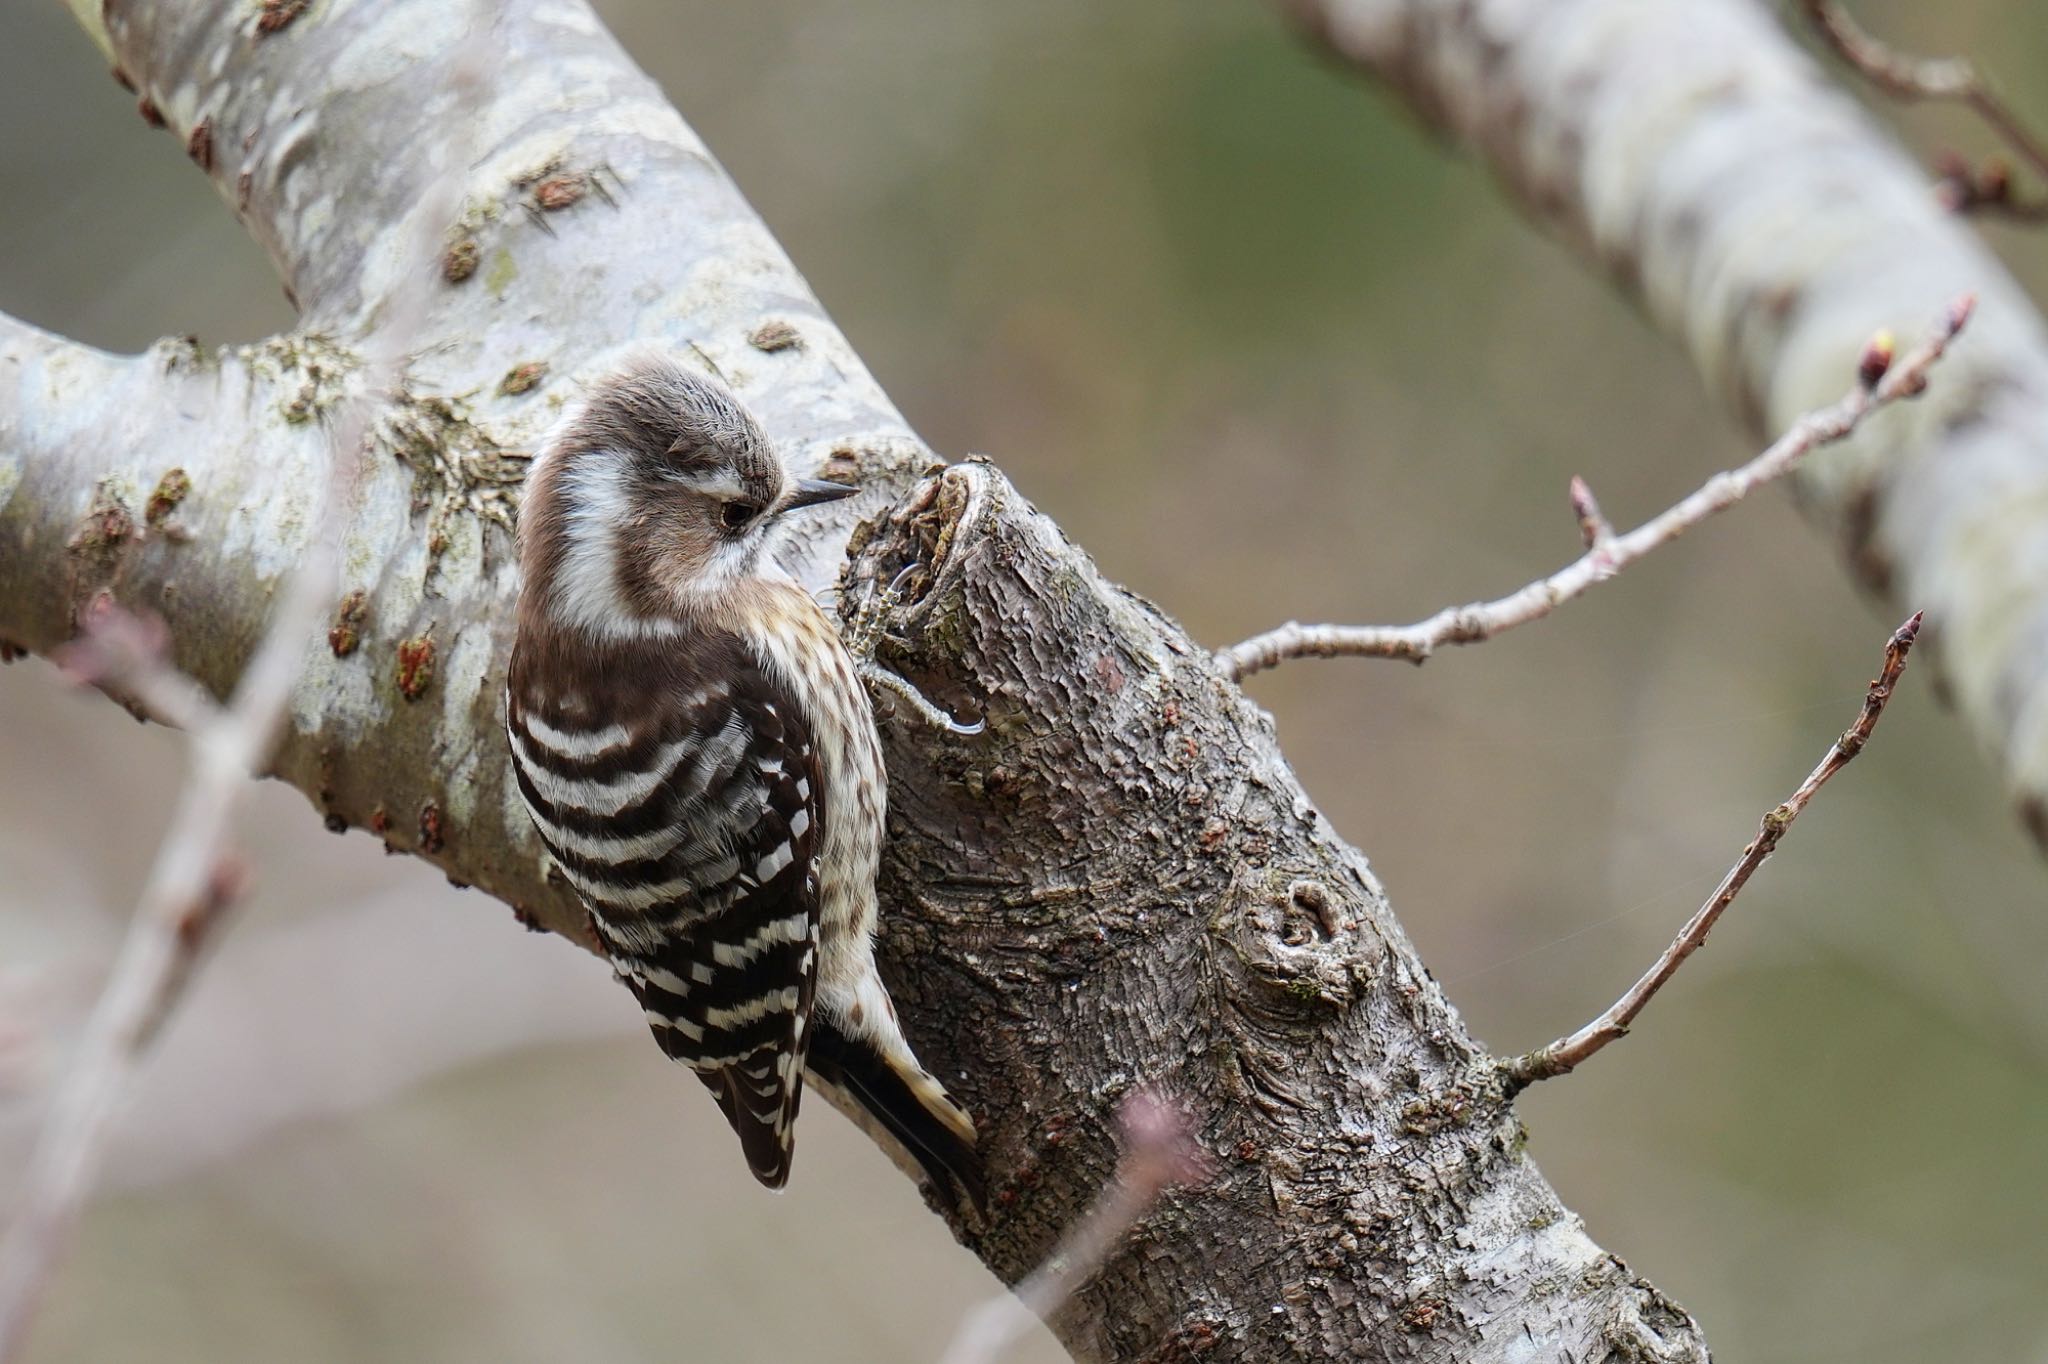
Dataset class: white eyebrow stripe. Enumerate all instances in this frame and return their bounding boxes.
[550,459,683,639]
[671,469,747,501]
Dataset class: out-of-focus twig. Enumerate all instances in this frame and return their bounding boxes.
[1499,611,1921,1091]
[0,16,492,1360]
[55,602,220,733]
[937,1091,1209,1364]
[1802,1,2048,222]
[1931,149,2048,224]
[1217,298,1971,679]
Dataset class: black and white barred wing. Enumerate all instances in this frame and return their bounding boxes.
[508,659,825,1189]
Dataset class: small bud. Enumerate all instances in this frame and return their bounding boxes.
[1568,475,1613,550]
[1981,157,2012,201]
[1858,330,1896,389]
[1569,477,1596,519]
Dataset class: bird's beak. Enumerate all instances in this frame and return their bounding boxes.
[783,477,859,511]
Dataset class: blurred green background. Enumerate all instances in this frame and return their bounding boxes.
[4,1,2047,1360]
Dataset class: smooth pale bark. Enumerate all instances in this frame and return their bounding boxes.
[1281,0,2048,854]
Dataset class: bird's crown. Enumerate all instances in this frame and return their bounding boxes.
[565,354,785,514]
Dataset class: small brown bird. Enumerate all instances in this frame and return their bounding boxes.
[505,355,978,1201]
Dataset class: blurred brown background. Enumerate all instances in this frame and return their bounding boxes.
[4,1,2046,1360]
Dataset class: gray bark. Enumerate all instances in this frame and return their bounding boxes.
[21,0,2035,1359]
[1282,0,2048,854]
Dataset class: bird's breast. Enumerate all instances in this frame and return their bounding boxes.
[741,595,886,950]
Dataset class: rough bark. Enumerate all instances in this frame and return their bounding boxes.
[844,467,1705,1361]
[1280,0,2048,854]
[24,0,2028,1359]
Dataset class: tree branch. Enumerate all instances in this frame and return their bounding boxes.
[1219,304,1967,678]
[1278,0,2048,857]
[1800,0,2048,218]
[1501,610,1920,1090]
[0,11,490,1348]
[13,0,2026,1358]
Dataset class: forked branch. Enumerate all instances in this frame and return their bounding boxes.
[1217,298,1971,679]
[1802,0,2048,222]
[1499,610,1922,1091]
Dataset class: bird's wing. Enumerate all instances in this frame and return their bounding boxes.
[509,636,825,1188]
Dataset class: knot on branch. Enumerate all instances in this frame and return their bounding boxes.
[841,464,995,741]
[1214,872,1371,1016]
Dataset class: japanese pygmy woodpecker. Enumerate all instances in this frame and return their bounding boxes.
[506,355,979,1203]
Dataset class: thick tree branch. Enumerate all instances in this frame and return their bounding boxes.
[836,463,1707,1361]
[939,1093,1208,1364]
[0,13,491,1350]
[1279,0,2048,856]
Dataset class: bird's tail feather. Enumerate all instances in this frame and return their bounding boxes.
[808,1021,984,1213]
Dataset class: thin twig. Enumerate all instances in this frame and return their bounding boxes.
[937,1092,1209,1364]
[0,18,491,1360]
[1499,611,1922,1092]
[1802,1,2048,219]
[55,601,220,733]
[1931,149,2048,225]
[1217,298,1971,680]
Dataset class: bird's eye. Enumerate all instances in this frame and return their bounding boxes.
[719,501,758,531]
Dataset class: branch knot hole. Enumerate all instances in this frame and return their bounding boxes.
[842,464,991,737]
[1213,870,1370,1020]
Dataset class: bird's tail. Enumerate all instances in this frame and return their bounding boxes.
[808,1019,984,1214]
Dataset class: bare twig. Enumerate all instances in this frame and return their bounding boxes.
[1499,611,1922,1092]
[1929,150,2048,226]
[937,1092,1209,1364]
[0,19,491,1360]
[1217,298,1971,679]
[1802,1,2048,219]
[55,600,220,733]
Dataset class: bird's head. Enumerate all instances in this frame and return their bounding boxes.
[517,355,856,635]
